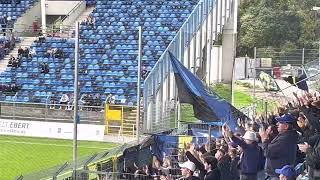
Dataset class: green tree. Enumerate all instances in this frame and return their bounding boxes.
[237,0,319,57]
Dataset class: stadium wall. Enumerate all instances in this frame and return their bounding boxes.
[0,119,105,141]
[210,45,223,83]
[14,0,41,36]
[221,13,237,83]
[46,1,83,15]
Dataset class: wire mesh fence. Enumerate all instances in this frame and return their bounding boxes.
[303,59,320,91]
[256,48,319,66]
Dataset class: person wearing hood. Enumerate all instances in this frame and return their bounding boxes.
[259,114,298,180]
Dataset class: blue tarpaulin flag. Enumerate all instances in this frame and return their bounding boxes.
[169,52,246,130]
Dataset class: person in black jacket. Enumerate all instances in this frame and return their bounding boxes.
[185,148,206,179]
[298,134,320,179]
[228,148,240,180]
[203,155,220,180]
[260,114,298,180]
[215,149,231,180]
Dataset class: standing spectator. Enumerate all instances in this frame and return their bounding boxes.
[228,148,240,180]
[203,155,220,180]
[215,149,231,180]
[178,161,200,180]
[224,124,264,180]
[260,114,298,180]
[275,165,296,180]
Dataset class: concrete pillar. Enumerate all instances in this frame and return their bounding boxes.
[41,0,46,34]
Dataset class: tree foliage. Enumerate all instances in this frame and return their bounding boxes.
[237,0,320,57]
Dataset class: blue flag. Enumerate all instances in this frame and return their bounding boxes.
[169,52,246,130]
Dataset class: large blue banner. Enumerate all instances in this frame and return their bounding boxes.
[169,52,247,129]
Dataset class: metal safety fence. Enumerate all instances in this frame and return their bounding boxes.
[76,170,182,180]
[143,0,236,134]
[256,48,319,66]
[0,101,105,124]
[18,140,142,180]
[255,47,320,92]
[303,59,320,91]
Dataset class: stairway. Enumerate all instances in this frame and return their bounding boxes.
[72,6,95,26]
[105,105,144,136]
[0,37,36,73]
[62,6,95,36]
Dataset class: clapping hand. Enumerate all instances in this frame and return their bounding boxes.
[222,123,233,138]
[298,143,310,153]
[259,127,268,142]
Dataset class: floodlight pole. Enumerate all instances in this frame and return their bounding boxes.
[253,47,257,121]
[40,0,46,34]
[72,21,80,179]
[136,26,142,143]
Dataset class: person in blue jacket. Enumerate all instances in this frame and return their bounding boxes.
[224,124,264,180]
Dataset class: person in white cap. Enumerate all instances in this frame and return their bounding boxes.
[224,124,264,180]
[179,161,200,180]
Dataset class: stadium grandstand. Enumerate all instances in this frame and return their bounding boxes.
[0,0,319,179]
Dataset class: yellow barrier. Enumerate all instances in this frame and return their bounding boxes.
[105,104,137,135]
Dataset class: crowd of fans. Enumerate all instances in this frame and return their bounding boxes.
[125,92,320,180]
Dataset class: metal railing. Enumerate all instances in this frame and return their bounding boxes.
[303,59,320,91]
[143,0,235,133]
[19,138,143,180]
[76,170,182,180]
[256,47,320,92]
[61,1,84,23]
[256,48,319,66]
[105,104,138,136]
[0,101,105,124]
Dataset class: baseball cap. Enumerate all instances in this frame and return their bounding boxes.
[179,161,196,172]
[242,131,258,142]
[275,114,296,123]
[275,165,296,177]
